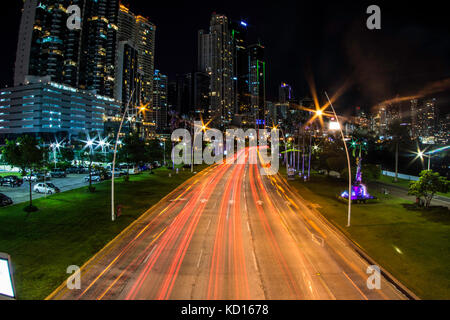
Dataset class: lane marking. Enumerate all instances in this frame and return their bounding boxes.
[342,271,369,300]
[197,250,203,269]
[144,245,158,264]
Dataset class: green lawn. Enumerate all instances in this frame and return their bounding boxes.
[0,172,22,177]
[377,174,450,198]
[0,165,207,300]
[284,172,450,299]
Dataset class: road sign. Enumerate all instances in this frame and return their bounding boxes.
[0,253,15,300]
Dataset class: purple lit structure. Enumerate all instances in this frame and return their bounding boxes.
[340,156,374,202]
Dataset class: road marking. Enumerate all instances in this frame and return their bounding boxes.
[311,234,325,247]
[206,219,211,231]
[247,221,251,232]
[144,245,158,263]
[342,271,368,300]
[256,200,263,206]
[251,250,259,272]
[200,198,208,203]
[197,250,203,268]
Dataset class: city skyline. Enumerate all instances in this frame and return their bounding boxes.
[1,1,449,113]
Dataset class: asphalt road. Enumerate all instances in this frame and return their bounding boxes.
[0,174,99,205]
[49,148,408,300]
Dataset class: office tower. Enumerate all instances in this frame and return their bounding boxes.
[15,0,120,98]
[167,81,177,112]
[192,72,210,117]
[248,43,266,127]
[115,41,141,107]
[231,20,249,115]
[417,98,438,143]
[14,0,156,106]
[152,70,168,130]
[117,4,156,106]
[198,13,234,127]
[15,0,85,87]
[410,98,419,138]
[78,0,119,97]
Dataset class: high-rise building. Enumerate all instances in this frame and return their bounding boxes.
[198,13,234,127]
[115,41,141,107]
[78,0,120,98]
[152,70,168,130]
[117,4,156,105]
[15,0,86,88]
[192,72,210,117]
[14,1,155,107]
[15,0,120,98]
[248,43,266,128]
[231,21,249,116]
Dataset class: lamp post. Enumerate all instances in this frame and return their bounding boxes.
[324,91,352,227]
[111,89,135,222]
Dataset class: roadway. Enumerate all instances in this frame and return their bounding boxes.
[49,148,408,300]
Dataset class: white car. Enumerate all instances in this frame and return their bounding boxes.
[23,175,38,182]
[33,183,60,194]
[84,174,101,182]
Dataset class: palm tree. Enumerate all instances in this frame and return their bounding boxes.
[387,120,410,182]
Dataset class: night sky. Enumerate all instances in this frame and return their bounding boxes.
[1,0,449,115]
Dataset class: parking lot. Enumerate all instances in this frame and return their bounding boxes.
[0,174,102,205]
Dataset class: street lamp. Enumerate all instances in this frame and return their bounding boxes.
[111,89,135,222]
[324,91,352,227]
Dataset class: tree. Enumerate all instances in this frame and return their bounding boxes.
[387,120,410,182]
[408,170,449,208]
[119,133,147,178]
[1,136,45,211]
[145,139,164,163]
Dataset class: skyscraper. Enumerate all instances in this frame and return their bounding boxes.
[248,43,266,128]
[198,13,234,127]
[15,0,86,87]
[152,70,168,130]
[231,20,249,116]
[14,1,155,106]
[117,4,156,108]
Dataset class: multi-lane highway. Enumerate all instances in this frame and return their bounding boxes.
[48,148,407,300]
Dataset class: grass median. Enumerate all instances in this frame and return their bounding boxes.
[283,171,449,299]
[0,165,207,300]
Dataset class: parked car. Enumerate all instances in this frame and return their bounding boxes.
[152,161,161,168]
[84,174,102,182]
[23,174,38,182]
[66,167,79,174]
[50,170,67,178]
[0,193,13,207]
[33,183,60,194]
[36,172,51,181]
[0,176,23,187]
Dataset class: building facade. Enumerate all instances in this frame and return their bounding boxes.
[0,79,121,137]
